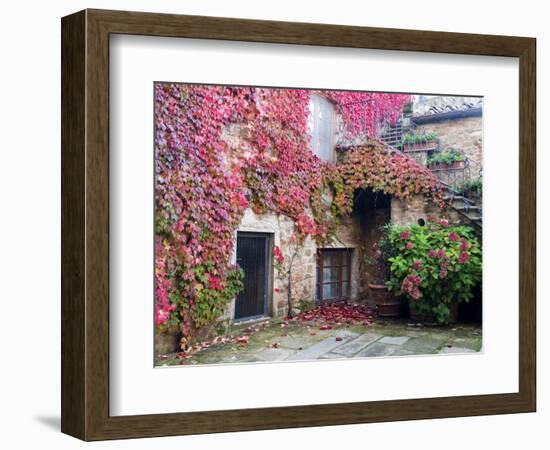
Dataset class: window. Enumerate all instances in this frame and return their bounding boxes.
[317,249,352,302]
[311,94,335,162]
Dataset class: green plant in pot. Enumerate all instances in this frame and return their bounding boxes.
[365,226,402,317]
[402,131,438,144]
[385,218,481,324]
[427,148,465,169]
[457,179,482,198]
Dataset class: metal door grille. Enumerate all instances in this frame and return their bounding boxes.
[235,233,270,320]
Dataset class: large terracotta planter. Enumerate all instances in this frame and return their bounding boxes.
[368,283,401,317]
[409,301,458,324]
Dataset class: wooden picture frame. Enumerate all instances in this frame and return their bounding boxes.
[61,9,536,441]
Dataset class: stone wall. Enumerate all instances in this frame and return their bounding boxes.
[391,196,461,227]
[219,99,479,324]
[229,195,468,323]
[416,116,483,180]
[229,208,369,320]
[227,210,284,319]
[221,103,372,321]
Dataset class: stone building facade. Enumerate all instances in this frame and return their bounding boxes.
[227,209,367,319]
[222,95,479,323]
[412,96,483,181]
[227,193,459,321]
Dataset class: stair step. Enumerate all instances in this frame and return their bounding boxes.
[443,194,465,201]
[454,205,481,213]
[445,195,476,206]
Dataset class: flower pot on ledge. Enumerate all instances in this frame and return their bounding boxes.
[403,141,438,153]
[368,283,402,317]
[429,160,465,171]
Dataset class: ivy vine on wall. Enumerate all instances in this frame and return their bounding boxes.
[154,83,443,340]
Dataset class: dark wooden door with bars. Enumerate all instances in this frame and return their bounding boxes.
[235,233,271,320]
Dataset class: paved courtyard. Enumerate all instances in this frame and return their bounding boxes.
[156,318,482,367]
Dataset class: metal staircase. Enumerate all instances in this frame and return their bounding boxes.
[377,120,482,231]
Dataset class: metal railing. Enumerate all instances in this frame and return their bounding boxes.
[377,118,473,194]
[340,107,478,209]
[430,159,472,194]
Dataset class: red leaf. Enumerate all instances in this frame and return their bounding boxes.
[235,335,249,344]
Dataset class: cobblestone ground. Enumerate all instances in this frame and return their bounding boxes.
[157,318,482,367]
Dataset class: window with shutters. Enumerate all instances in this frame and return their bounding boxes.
[311,94,336,162]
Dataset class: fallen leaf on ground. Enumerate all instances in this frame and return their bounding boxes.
[287,301,375,327]
[235,335,249,345]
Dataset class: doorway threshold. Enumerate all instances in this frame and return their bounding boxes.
[233,315,271,325]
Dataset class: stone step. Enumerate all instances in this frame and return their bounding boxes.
[444,194,476,205]
[444,194,464,200]
[454,205,482,213]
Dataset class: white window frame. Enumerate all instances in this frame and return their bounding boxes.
[310,94,336,162]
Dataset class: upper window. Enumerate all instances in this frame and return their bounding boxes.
[311,94,335,162]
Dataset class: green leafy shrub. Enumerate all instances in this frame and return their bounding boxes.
[402,131,438,144]
[384,218,481,323]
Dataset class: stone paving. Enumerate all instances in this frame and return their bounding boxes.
[157,317,482,367]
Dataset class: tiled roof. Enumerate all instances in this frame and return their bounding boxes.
[412,96,483,118]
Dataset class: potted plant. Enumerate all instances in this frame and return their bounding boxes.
[365,228,402,317]
[402,131,438,152]
[427,148,465,171]
[457,179,482,199]
[385,217,482,324]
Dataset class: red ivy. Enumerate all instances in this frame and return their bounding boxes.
[154,84,441,338]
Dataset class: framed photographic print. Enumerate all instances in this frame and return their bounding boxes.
[61,9,536,441]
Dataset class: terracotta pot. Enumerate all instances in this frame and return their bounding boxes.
[429,162,448,171]
[423,141,438,151]
[452,160,465,169]
[430,160,465,171]
[409,301,458,324]
[404,141,438,152]
[368,283,401,317]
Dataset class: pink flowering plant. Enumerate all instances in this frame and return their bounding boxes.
[385,218,481,323]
